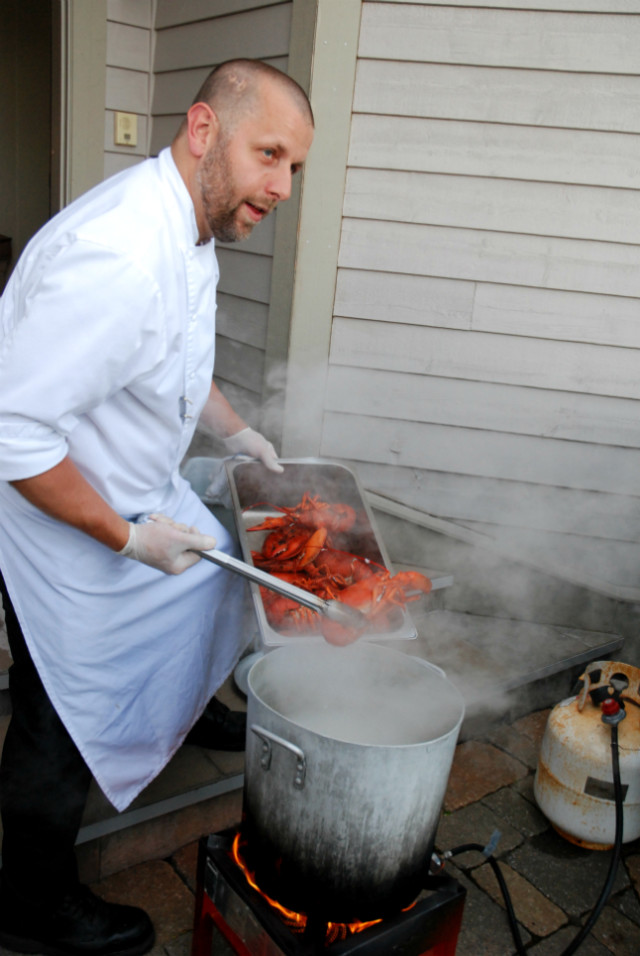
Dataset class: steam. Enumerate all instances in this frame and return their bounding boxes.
[251,643,464,746]
[204,346,629,727]
[366,469,628,724]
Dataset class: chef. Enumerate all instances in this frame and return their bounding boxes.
[0,59,314,956]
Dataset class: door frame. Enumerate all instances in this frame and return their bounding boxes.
[54,0,107,209]
[276,0,362,457]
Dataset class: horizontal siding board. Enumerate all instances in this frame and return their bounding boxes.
[216,292,269,350]
[353,60,640,135]
[214,335,264,394]
[150,115,181,155]
[472,284,640,349]
[335,269,640,350]
[344,168,640,245]
[376,0,640,10]
[154,5,291,72]
[107,0,152,28]
[103,152,143,179]
[359,4,640,75]
[152,69,210,115]
[467,523,640,592]
[335,269,474,330]
[320,412,640,496]
[155,0,281,29]
[106,66,150,113]
[348,115,640,191]
[328,318,640,401]
[216,248,272,303]
[339,219,640,299]
[106,21,150,72]
[324,366,640,449]
[354,462,640,542]
[152,57,288,115]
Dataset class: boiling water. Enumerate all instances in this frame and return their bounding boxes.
[284,701,435,745]
[252,643,464,746]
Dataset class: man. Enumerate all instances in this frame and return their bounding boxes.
[0,59,314,956]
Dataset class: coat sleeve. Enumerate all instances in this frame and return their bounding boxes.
[0,238,168,481]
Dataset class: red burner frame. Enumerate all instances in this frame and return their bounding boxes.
[191,830,465,956]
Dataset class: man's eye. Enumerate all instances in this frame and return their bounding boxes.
[263,149,275,159]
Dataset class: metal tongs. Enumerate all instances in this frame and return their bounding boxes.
[194,548,367,629]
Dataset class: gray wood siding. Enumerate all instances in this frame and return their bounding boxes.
[150,1,293,427]
[104,0,152,178]
[326,0,640,596]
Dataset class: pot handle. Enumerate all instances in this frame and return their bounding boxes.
[250,724,307,790]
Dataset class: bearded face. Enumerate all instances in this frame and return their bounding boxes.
[197,136,274,243]
[190,79,313,245]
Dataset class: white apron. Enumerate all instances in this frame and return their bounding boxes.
[0,150,251,810]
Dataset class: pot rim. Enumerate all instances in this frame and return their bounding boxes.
[247,643,465,749]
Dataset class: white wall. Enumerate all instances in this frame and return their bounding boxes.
[320,0,640,598]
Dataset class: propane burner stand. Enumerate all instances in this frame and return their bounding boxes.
[191,828,465,956]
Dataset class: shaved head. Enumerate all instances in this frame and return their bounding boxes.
[172,58,314,244]
[191,59,314,135]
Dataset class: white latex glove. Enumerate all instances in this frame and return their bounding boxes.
[118,513,217,575]
[223,427,284,473]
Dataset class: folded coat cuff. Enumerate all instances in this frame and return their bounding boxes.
[0,422,68,481]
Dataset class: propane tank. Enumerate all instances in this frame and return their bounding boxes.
[534,660,640,849]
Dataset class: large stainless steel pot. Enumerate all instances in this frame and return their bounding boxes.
[242,642,465,921]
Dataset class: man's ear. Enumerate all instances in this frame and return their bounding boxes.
[186,102,219,158]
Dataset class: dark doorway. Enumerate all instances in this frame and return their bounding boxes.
[0,0,59,288]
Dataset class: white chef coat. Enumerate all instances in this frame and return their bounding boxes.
[0,149,250,810]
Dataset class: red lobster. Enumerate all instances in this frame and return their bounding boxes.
[245,494,432,642]
[246,492,357,536]
[253,527,328,571]
[319,569,432,646]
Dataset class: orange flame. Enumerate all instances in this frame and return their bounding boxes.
[230,832,391,941]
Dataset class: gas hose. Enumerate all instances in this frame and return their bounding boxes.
[442,718,624,956]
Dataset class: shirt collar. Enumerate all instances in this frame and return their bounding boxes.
[158,147,206,249]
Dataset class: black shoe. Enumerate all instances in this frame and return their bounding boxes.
[0,882,155,956]
[184,697,246,751]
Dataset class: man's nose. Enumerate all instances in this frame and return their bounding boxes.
[268,165,292,203]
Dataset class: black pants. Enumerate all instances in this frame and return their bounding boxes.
[0,573,92,897]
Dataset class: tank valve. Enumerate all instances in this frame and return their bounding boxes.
[601,698,626,726]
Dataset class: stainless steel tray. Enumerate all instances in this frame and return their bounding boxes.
[225,457,418,646]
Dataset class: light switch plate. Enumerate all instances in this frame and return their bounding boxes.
[114,112,138,147]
